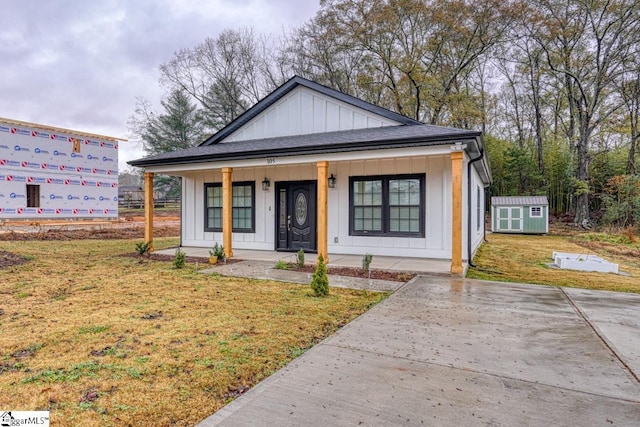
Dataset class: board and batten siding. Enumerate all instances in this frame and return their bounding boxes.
[522,206,548,233]
[469,165,486,256]
[179,155,455,260]
[221,87,400,143]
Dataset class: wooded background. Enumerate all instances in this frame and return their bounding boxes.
[129,0,640,229]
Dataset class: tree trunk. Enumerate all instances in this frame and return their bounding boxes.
[628,136,637,175]
[574,132,591,227]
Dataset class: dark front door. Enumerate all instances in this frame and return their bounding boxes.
[276,181,317,251]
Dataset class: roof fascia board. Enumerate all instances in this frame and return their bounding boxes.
[130,133,478,168]
[140,145,455,175]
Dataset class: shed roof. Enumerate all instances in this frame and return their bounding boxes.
[491,196,548,206]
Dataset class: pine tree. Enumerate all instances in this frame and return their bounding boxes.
[310,255,329,297]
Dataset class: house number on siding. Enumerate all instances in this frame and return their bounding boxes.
[266,157,276,164]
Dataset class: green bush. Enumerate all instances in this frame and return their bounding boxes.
[210,243,225,261]
[173,248,186,269]
[296,248,305,268]
[274,260,290,270]
[601,175,640,228]
[135,241,151,256]
[310,255,329,297]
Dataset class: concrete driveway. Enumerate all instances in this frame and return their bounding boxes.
[198,277,640,426]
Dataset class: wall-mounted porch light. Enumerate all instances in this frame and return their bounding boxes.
[261,177,271,191]
[328,174,337,189]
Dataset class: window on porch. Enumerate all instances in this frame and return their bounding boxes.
[204,182,255,232]
[349,174,425,237]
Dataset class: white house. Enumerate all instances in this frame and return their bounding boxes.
[129,76,491,274]
[0,117,124,220]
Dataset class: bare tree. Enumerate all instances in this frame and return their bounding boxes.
[617,62,640,174]
[160,28,279,132]
[529,0,640,226]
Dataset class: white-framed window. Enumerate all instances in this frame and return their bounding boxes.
[530,206,542,217]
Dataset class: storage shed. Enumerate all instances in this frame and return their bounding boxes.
[491,196,549,234]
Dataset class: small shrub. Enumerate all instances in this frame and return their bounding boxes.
[274,260,290,270]
[135,241,151,256]
[211,243,225,261]
[310,255,329,297]
[296,248,305,268]
[173,248,186,269]
[362,253,373,272]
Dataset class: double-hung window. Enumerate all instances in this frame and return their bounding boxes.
[205,182,255,232]
[350,174,425,237]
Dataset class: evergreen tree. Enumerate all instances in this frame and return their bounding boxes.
[129,89,206,198]
[310,255,329,297]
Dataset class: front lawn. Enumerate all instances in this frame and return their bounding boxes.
[468,229,640,293]
[0,238,386,426]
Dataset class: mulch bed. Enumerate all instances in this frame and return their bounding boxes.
[277,263,416,282]
[122,252,244,266]
[0,225,180,241]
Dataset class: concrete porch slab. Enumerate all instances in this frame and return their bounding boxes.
[153,247,457,276]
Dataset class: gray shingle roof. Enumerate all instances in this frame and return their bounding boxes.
[491,196,549,206]
[128,124,481,167]
[200,76,422,146]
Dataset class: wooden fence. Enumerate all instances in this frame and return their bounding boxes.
[118,198,181,209]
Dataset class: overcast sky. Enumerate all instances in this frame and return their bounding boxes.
[0,0,320,171]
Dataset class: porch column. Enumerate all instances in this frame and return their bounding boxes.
[222,167,233,258]
[144,172,154,252]
[317,161,329,263]
[450,150,464,274]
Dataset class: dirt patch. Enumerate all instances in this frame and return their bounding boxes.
[0,224,179,241]
[277,263,416,282]
[0,250,27,269]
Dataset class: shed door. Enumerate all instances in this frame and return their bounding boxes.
[498,207,522,232]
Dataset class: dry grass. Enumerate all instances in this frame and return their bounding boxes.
[0,238,386,426]
[468,229,640,293]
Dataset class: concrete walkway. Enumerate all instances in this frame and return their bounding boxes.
[198,276,640,427]
[207,260,404,292]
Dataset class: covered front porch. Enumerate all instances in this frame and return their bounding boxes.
[140,145,467,275]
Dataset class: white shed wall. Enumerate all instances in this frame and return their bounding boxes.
[221,87,400,143]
